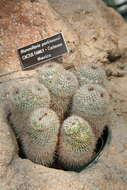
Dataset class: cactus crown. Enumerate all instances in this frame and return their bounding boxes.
[51,71,79,97]
[38,62,64,88]
[38,63,78,97]
[62,116,94,151]
[76,63,106,86]
[11,83,50,112]
[27,108,60,145]
[72,84,109,118]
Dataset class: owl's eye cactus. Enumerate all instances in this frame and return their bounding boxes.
[11,82,50,112]
[38,62,64,89]
[72,84,110,138]
[21,108,60,166]
[39,67,78,120]
[58,115,96,169]
[50,71,78,121]
[76,63,107,86]
[50,70,79,98]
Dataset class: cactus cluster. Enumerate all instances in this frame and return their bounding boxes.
[50,94,70,121]
[6,63,110,170]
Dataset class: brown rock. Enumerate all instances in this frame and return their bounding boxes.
[106,68,113,77]
[0,0,80,75]
[0,0,127,76]
[48,0,124,64]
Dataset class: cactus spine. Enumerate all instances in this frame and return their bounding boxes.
[58,115,96,168]
[49,71,79,98]
[11,82,50,112]
[39,66,79,121]
[21,108,60,166]
[72,84,110,138]
[76,63,107,87]
[38,62,64,90]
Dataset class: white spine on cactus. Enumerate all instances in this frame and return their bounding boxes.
[39,67,79,97]
[38,62,64,89]
[50,70,79,97]
[76,63,107,86]
[58,115,96,168]
[39,67,78,121]
[10,81,50,112]
[21,108,60,166]
[9,81,51,136]
[72,84,110,138]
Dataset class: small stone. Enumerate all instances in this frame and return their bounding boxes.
[106,69,113,77]
[117,63,125,70]
[114,71,125,77]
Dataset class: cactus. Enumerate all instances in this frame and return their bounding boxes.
[72,84,110,138]
[39,68,79,98]
[21,108,60,166]
[76,63,107,87]
[38,62,64,89]
[9,81,50,135]
[50,71,78,121]
[0,83,12,110]
[1,64,111,170]
[49,71,78,121]
[10,81,50,112]
[48,70,79,98]
[58,115,96,169]
[39,67,78,121]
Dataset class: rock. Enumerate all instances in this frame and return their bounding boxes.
[0,0,80,76]
[48,0,124,64]
[117,62,125,70]
[0,0,127,76]
[113,71,125,77]
[106,68,113,77]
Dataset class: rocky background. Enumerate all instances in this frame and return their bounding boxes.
[0,0,127,189]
